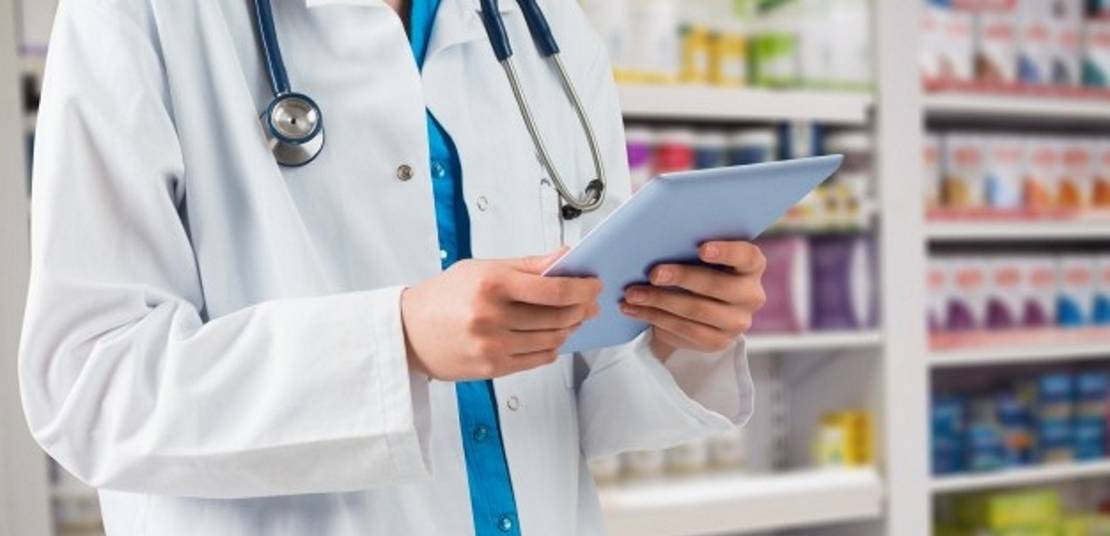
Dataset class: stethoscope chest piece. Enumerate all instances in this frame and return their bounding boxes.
[263,93,325,167]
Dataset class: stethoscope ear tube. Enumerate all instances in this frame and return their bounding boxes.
[478,0,513,62]
[514,0,559,57]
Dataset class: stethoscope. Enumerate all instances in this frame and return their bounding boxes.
[252,0,607,220]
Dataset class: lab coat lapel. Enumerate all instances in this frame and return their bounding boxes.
[426,0,515,61]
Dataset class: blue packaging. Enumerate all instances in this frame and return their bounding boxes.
[1075,372,1109,460]
[1038,373,1076,463]
[997,392,1036,466]
[932,395,967,475]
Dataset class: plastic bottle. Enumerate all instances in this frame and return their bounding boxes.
[625,127,656,192]
[625,0,681,84]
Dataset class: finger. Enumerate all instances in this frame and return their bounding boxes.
[624,286,750,333]
[506,327,576,355]
[621,304,736,353]
[650,265,763,305]
[505,302,599,331]
[699,242,766,274]
[496,351,561,376]
[651,325,704,353]
[504,247,570,275]
[502,271,603,307]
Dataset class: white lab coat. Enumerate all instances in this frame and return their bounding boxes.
[19,0,753,534]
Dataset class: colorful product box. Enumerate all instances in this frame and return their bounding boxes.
[976,0,1021,84]
[986,257,1025,329]
[1095,140,1110,208]
[1058,255,1098,327]
[1038,372,1076,463]
[1049,0,1085,85]
[925,134,943,210]
[1060,140,1095,209]
[1024,137,1061,211]
[986,136,1026,209]
[955,488,1062,530]
[1096,255,1110,324]
[1019,0,1056,84]
[1022,257,1059,327]
[749,236,810,334]
[942,6,978,83]
[944,134,988,209]
[808,236,875,331]
[928,259,950,331]
[1085,17,1110,87]
[947,258,988,331]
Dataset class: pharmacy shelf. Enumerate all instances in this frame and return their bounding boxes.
[931,460,1110,494]
[925,92,1110,124]
[618,84,873,125]
[600,468,884,536]
[930,331,1110,368]
[746,330,883,354]
[926,220,1110,242]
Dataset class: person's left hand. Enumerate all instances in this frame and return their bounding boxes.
[620,241,767,361]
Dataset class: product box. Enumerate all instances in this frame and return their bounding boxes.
[1058,255,1098,327]
[955,489,1062,530]
[809,236,874,331]
[1049,0,1085,85]
[986,136,1026,209]
[1095,139,1110,208]
[925,134,944,210]
[1084,17,1110,87]
[749,236,810,334]
[928,258,950,331]
[986,257,1024,329]
[1018,0,1055,84]
[1022,257,1059,327]
[1095,255,1110,324]
[935,5,978,83]
[1060,139,1095,209]
[1024,138,1061,211]
[944,134,988,209]
[976,0,1021,84]
[948,258,989,331]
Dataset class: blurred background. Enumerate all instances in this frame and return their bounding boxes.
[2,0,1110,535]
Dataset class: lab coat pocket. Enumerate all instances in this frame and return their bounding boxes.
[560,353,579,391]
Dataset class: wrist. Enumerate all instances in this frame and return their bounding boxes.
[399,287,431,377]
[648,330,677,363]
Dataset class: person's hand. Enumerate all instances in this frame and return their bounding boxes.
[401,249,602,381]
[620,241,767,361]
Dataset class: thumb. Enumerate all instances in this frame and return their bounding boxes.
[509,247,569,274]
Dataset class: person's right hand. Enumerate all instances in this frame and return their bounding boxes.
[400,249,602,381]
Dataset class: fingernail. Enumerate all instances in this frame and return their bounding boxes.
[620,304,637,316]
[703,244,720,260]
[654,269,673,285]
[626,289,646,304]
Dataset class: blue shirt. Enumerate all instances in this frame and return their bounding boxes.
[408,3,522,535]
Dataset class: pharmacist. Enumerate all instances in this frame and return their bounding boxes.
[19,1,763,535]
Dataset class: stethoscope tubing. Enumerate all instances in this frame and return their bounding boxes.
[253,0,607,217]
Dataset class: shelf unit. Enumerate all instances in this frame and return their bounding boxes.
[0,2,927,536]
[747,330,883,354]
[617,84,873,125]
[931,460,1110,494]
[925,92,1110,124]
[601,468,884,536]
[926,220,1110,242]
[930,335,1110,368]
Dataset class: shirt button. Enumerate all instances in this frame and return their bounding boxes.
[506,396,520,412]
[497,514,515,533]
[396,164,414,182]
[476,196,489,211]
[472,424,490,442]
[440,249,448,260]
[431,161,446,178]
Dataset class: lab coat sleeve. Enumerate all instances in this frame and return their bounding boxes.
[18,1,431,499]
[558,4,754,459]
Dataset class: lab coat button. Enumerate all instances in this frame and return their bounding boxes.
[497,514,514,532]
[472,425,490,442]
[506,396,520,411]
[396,164,414,182]
[476,196,489,211]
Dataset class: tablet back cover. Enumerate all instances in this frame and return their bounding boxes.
[546,155,843,354]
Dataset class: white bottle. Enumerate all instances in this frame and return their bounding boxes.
[626,0,681,83]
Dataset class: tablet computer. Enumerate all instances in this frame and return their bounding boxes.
[545,154,844,354]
